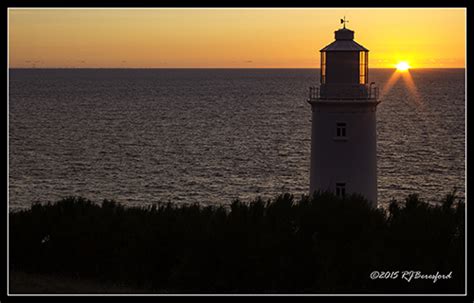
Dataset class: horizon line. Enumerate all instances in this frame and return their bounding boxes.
[8,67,465,70]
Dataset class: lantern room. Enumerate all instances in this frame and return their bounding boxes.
[320,27,368,85]
[318,26,373,99]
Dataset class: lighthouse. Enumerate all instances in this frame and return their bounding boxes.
[308,19,380,207]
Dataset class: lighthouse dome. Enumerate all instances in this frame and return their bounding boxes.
[335,28,354,40]
[320,27,368,52]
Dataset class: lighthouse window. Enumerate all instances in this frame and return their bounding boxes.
[336,122,347,137]
[320,52,326,84]
[359,51,368,84]
[336,183,346,197]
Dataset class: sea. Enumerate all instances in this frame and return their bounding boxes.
[8,68,465,210]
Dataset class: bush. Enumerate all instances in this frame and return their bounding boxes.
[9,191,464,293]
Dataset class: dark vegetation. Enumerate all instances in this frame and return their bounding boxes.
[10,191,464,293]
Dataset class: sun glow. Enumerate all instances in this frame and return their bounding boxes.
[396,61,411,72]
[381,62,422,106]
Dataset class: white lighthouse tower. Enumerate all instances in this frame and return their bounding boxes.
[308,19,379,207]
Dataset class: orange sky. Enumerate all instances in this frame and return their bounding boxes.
[8,8,466,68]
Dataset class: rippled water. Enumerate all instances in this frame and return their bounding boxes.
[8,69,465,209]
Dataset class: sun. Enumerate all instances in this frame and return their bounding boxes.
[396,61,410,72]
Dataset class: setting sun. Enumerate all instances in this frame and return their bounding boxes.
[396,62,411,71]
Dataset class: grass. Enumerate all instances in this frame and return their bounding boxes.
[9,270,149,294]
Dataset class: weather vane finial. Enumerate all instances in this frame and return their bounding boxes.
[340,16,349,29]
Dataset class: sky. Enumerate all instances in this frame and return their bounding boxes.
[8,8,466,68]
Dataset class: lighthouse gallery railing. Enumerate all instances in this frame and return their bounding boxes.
[308,84,378,101]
